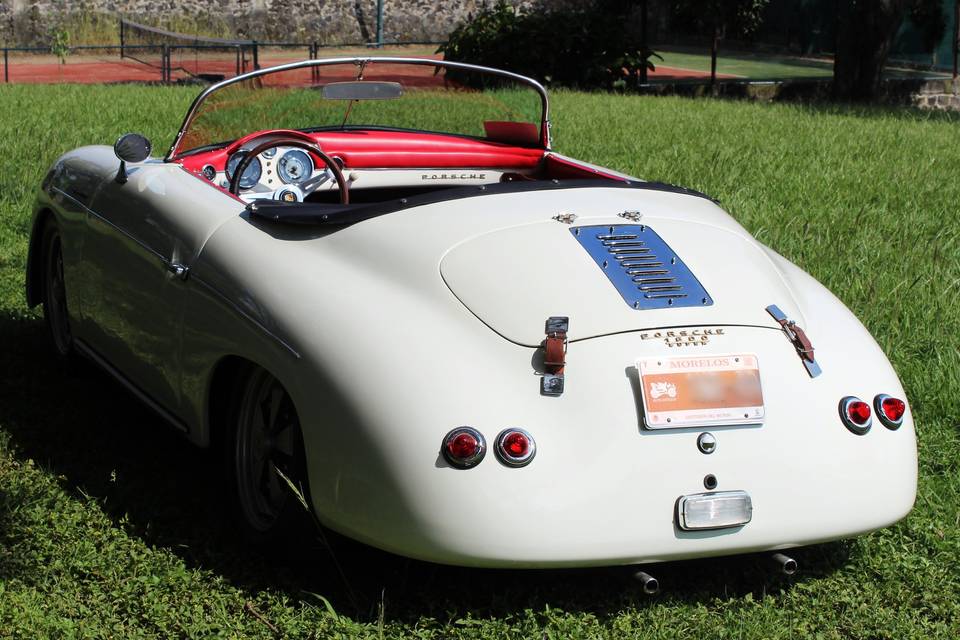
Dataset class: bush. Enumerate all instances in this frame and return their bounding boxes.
[437,1,660,90]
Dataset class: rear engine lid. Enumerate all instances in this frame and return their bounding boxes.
[440,219,804,347]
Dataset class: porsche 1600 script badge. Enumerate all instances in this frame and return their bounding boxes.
[636,354,765,429]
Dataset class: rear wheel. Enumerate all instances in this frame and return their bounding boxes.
[41,221,73,357]
[228,367,307,541]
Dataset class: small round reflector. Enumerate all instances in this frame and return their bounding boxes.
[495,428,536,467]
[874,394,906,430]
[839,396,872,435]
[442,427,486,468]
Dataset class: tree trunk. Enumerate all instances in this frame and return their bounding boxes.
[640,0,648,84]
[833,0,909,101]
[953,0,959,79]
[711,24,719,95]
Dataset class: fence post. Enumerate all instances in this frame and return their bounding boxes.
[252,40,259,70]
[3,48,8,83]
[162,44,169,82]
[376,0,385,47]
[119,17,125,59]
[236,45,241,76]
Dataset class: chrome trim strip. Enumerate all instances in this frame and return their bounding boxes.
[190,275,301,360]
[603,240,645,247]
[639,285,683,292]
[621,260,662,267]
[167,56,552,159]
[75,340,189,433]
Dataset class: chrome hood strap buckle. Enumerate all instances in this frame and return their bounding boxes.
[541,316,568,396]
[766,304,822,378]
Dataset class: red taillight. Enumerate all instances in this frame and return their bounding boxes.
[839,396,872,434]
[847,401,871,424]
[495,428,536,467]
[874,394,906,429]
[442,427,486,468]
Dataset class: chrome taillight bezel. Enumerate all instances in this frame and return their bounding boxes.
[874,394,905,430]
[839,396,872,435]
[495,428,537,467]
[442,427,486,469]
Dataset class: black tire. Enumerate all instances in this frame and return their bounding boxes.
[41,221,74,357]
[226,366,310,543]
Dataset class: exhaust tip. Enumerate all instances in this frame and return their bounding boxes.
[632,570,660,595]
[771,553,798,576]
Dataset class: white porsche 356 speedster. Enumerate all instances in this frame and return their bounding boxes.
[27,58,916,571]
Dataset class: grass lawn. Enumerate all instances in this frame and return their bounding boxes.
[654,47,948,80]
[1,84,959,638]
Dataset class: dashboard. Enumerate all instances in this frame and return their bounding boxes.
[200,145,335,202]
[177,130,550,202]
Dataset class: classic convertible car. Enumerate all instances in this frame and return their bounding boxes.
[27,58,916,573]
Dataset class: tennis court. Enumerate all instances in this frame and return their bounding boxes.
[2,49,742,85]
[656,48,950,81]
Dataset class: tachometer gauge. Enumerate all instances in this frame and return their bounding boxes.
[278,150,314,184]
[226,152,262,190]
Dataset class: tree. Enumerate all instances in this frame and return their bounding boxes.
[671,1,770,92]
[833,0,947,101]
[48,27,70,82]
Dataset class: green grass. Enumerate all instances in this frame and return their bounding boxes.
[1,84,959,638]
[654,47,947,80]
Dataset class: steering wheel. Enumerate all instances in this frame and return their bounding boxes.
[228,135,349,204]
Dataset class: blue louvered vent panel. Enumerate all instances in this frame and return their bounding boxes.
[570,224,713,310]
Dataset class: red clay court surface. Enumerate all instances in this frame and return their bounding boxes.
[1,53,735,85]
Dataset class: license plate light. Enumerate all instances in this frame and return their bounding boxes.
[677,490,753,530]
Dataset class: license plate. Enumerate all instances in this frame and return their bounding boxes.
[636,354,764,429]
[677,491,753,530]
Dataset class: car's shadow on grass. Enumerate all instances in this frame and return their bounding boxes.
[0,313,853,624]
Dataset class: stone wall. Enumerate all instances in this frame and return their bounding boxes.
[911,78,960,111]
[0,0,531,47]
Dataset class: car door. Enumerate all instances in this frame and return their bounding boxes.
[81,160,242,422]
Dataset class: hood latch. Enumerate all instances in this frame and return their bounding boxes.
[766,305,821,378]
[541,316,568,396]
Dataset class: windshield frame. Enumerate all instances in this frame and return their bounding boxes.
[165,56,552,161]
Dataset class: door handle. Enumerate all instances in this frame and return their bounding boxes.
[164,260,190,281]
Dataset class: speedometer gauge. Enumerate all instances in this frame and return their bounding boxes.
[226,152,262,190]
[278,150,314,184]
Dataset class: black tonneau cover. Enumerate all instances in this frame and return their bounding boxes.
[246,179,715,226]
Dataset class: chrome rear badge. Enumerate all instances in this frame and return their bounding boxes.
[640,327,725,348]
[421,172,487,181]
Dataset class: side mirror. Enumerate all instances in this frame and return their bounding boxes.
[114,133,152,184]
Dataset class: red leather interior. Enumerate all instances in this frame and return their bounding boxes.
[178,129,545,174]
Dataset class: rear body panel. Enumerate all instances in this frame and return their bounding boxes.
[30,129,916,568]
